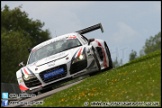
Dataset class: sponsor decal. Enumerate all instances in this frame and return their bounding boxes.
[43,68,64,80]
[47,61,55,67]
[67,35,77,39]
[47,52,66,61]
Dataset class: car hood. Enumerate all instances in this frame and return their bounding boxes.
[34,51,68,67]
[22,46,85,74]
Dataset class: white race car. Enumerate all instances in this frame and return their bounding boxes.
[16,23,113,94]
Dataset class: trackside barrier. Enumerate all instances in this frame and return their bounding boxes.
[1,83,21,94]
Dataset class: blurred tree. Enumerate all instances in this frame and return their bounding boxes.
[129,50,137,61]
[113,57,122,68]
[1,5,51,83]
[1,31,32,83]
[140,32,161,56]
[1,5,51,47]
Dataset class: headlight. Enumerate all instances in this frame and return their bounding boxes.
[79,54,84,60]
[23,74,36,81]
[72,54,86,64]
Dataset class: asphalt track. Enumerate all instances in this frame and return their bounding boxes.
[7,76,87,107]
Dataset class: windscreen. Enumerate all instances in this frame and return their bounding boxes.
[28,37,82,64]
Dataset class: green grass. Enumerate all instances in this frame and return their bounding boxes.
[34,50,161,107]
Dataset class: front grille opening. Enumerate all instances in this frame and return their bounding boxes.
[70,60,87,74]
[24,77,41,88]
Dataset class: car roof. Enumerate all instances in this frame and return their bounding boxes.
[31,32,80,51]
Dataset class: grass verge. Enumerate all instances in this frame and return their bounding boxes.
[34,50,161,107]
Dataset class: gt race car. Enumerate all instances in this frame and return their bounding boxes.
[16,23,113,94]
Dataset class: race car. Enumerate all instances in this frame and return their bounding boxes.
[16,23,113,94]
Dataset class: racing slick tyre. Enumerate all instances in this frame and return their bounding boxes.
[40,87,53,94]
[104,42,113,70]
[26,90,39,95]
[33,92,39,95]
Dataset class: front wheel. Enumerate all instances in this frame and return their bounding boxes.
[33,91,39,95]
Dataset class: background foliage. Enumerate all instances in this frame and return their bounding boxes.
[1,5,51,83]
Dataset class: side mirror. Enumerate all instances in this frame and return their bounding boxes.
[19,62,25,67]
[28,48,31,53]
[88,38,95,45]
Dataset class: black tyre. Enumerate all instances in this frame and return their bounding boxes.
[33,91,39,95]
[40,87,53,93]
[104,42,113,70]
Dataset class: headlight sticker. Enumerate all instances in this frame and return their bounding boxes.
[72,47,86,64]
[19,79,23,83]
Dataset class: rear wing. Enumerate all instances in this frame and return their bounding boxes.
[76,23,104,34]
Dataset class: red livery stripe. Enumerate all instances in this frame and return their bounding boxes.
[19,84,28,91]
[23,68,29,75]
[77,48,83,58]
[68,35,77,39]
